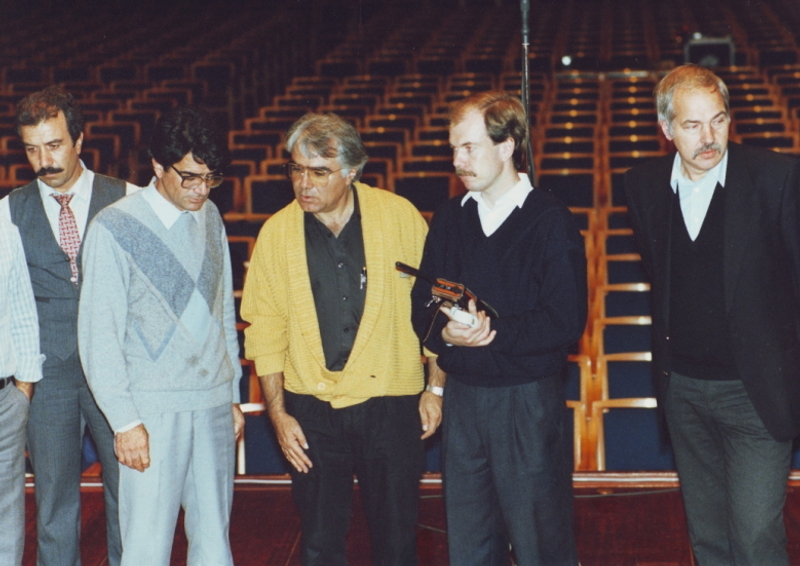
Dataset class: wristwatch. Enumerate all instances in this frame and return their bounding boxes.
[425,384,444,397]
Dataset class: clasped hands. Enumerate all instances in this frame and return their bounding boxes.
[441,299,496,347]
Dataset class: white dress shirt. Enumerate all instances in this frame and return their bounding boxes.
[670,149,729,241]
[141,180,202,229]
[461,173,533,236]
[0,215,44,383]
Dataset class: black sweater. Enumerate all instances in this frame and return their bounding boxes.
[411,188,588,387]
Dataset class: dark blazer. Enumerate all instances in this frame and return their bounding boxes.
[624,142,800,441]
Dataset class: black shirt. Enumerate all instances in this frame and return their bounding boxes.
[305,190,367,371]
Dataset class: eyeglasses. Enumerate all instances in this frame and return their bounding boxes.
[285,162,343,186]
[171,166,224,190]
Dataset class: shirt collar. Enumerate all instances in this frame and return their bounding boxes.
[142,179,202,229]
[37,159,93,202]
[670,148,728,193]
[461,172,533,209]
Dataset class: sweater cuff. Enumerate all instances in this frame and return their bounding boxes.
[253,354,285,378]
[107,402,142,433]
[115,420,143,435]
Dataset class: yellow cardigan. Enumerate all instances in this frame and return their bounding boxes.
[241,183,428,408]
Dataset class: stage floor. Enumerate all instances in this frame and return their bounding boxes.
[20,477,800,565]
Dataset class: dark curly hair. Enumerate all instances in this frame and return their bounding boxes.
[15,85,84,143]
[149,107,230,172]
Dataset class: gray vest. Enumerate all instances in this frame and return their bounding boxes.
[9,174,126,364]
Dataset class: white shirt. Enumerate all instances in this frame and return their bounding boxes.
[141,181,202,229]
[670,150,728,241]
[0,161,141,236]
[461,173,533,236]
[0,215,44,383]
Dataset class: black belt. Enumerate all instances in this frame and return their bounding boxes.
[0,377,13,391]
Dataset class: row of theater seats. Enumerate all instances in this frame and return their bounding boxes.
[217,64,800,224]
[222,64,800,473]
[4,65,800,473]
[3,0,800,474]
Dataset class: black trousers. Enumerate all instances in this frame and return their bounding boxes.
[442,376,577,566]
[666,373,791,566]
[284,392,425,566]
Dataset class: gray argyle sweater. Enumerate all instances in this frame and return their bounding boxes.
[78,189,241,432]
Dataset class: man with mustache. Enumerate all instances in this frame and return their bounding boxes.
[625,64,800,565]
[0,86,138,566]
[411,91,586,565]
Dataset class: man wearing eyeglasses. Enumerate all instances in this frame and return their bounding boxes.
[78,107,243,566]
[0,86,138,566]
[241,112,433,566]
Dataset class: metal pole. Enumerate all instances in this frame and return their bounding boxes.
[520,0,536,186]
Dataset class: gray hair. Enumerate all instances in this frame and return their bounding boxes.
[654,64,730,134]
[285,113,368,180]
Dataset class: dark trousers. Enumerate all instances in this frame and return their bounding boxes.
[27,352,121,566]
[666,372,791,566]
[284,392,425,566]
[442,376,577,566]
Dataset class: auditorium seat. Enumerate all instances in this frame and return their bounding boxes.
[589,394,668,471]
[537,171,598,208]
[245,175,295,216]
[317,105,368,128]
[145,63,188,83]
[365,115,419,138]
[565,354,592,469]
[359,127,409,145]
[273,94,324,111]
[362,158,393,192]
[363,141,402,165]
[399,156,453,174]
[87,122,141,158]
[393,172,455,215]
[599,206,632,230]
[409,140,452,158]
[8,163,35,184]
[593,283,651,320]
[415,126,449,142]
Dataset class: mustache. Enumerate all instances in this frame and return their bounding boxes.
[692,143,721,159]
[455,168,475,177]
[36,167,64,176]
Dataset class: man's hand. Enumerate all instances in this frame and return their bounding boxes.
[419,355,446,439]
[15,381,33,401]
[441,300,497,347]
[232,403,245,442]
[419,392,443,440]
[271,411,313,473]
[115,424,150,472]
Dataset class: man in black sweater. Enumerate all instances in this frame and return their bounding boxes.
[625,64,800,565]
[411,91,586,566]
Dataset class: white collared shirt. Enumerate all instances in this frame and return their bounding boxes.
[670,150,728,241]
[461,173,533,236]
[141,180,202,229]
[0,216,44,383]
